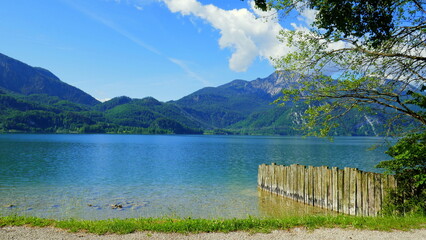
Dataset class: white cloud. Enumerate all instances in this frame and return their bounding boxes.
[299,7,317,26]
[97,97,112,102]
[161,0,289,72]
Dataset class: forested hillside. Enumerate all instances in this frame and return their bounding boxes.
[0,53,393,136]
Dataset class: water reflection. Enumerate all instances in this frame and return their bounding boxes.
[258,189,336,217]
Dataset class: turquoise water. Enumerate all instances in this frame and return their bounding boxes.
[0,134,390,219]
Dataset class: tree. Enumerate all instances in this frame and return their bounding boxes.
[377,132,426,215]
[267,0,426,135]
[251,0,426,214]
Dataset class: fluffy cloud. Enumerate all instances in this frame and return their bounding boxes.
[162,0,289,72]
[297,7,318,26]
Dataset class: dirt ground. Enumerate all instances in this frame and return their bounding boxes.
[1,226,425,240]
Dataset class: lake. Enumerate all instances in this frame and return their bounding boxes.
[0,134,390,219]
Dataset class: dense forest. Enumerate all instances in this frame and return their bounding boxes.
[0,89,395,135]
[0,92,203,134]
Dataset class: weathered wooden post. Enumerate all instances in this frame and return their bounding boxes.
[308,166,314,205]
[356,169,363,215]
[367,172,375,216]
[376,173,382,216]
[349,168,357,215]
[331,167,338,211]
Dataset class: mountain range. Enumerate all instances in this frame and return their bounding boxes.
[0,53,383,135]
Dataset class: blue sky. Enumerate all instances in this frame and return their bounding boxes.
[0,0,311,101]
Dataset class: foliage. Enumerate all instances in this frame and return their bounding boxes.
[1,215,425,234]
[256,0,404,45]
[377,132,426,215]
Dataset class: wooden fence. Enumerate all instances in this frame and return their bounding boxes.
[258,163,397,216]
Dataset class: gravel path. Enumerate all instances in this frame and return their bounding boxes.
[1,226,425,240]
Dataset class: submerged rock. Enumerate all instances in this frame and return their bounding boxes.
[111,204,123,209]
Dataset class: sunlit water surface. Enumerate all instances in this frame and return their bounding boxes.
[0,134,390,219]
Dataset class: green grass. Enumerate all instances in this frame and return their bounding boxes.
[1,215,425,235]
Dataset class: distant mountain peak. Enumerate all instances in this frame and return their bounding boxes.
[0,53,99,106]
[250,71,301,96]
[214,71,302,98]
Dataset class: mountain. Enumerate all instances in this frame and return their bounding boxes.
[230,104,388,136]
[174,71,388,136]
[0,53,99,106]
[97,96,203,133]
[0,53,202,134]
[173,71,301,128]
[0,52,390,136]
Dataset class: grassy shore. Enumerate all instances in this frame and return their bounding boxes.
[1,215,425,235]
